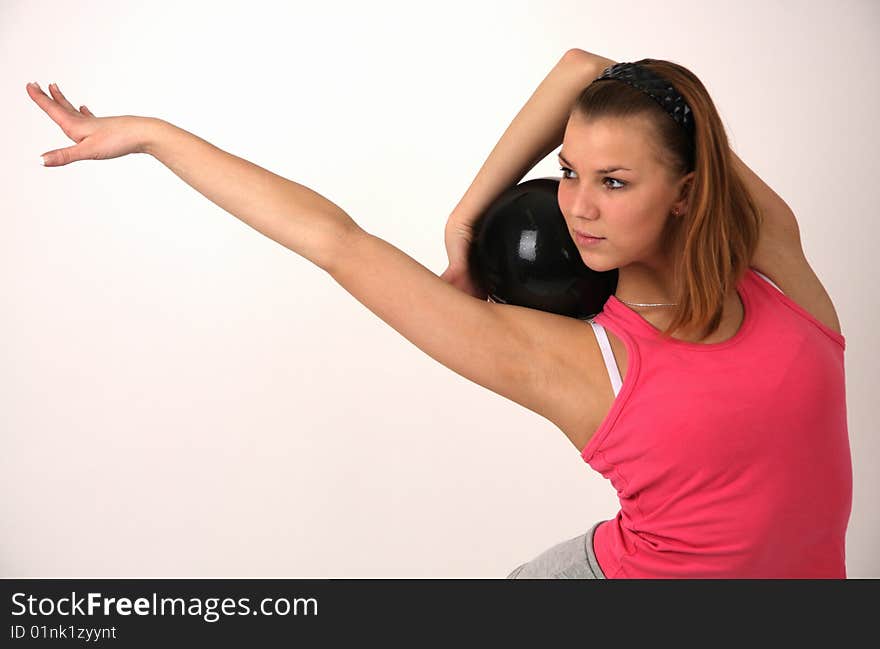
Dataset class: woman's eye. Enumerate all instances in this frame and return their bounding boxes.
[558,166,625,190]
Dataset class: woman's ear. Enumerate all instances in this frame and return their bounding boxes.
[674,171,695,215]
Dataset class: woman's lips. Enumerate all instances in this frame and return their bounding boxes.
[574,231,605,246]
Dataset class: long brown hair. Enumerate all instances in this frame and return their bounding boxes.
[571,58,763,342]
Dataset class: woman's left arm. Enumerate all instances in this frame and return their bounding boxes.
[143,118,356,272]
[27,82,599,425]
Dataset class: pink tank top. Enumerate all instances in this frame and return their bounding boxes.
[584,267,851,578]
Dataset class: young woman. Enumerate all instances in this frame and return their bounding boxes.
[27,48,850,579]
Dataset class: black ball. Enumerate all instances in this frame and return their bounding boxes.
[468,177,618,319]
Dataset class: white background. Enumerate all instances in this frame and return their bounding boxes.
[3,0,877,577]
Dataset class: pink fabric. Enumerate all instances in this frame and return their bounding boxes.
[585,268,851,578]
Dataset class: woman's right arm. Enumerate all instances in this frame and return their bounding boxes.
[441,49,617,295]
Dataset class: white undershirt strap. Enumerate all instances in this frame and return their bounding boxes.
[588,319,623,398]
[753,269,784,294]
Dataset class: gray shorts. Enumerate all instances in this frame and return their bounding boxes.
[506,520,608,579]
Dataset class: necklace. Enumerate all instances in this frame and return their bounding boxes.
[619,300,678,307]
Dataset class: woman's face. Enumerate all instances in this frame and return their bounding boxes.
[557,112,692,272]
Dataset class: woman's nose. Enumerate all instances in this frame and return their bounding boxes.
[559,188,600,220]
[560,199,600,222]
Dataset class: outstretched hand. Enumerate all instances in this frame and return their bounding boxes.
[26,81,154,166]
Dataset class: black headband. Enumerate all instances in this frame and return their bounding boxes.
[592,61,695,141]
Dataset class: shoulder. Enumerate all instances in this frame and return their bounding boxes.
[750,253,842,336]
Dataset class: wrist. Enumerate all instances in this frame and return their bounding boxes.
[446,201,481,232]
[446,218,477,235]
[139,117,174,156]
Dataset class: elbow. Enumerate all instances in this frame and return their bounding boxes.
[562,48,618,79]
[320,218,366,276]
[563,48,591,66]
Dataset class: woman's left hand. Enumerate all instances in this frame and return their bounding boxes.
[26,81,155,166]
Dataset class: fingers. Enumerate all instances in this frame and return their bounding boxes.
[27,82,65,123]
[26,82,88,122]
[47,83,78,113]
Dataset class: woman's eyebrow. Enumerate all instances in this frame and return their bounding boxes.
[558,152,631,174]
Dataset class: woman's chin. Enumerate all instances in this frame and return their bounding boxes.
[581,255,613,273]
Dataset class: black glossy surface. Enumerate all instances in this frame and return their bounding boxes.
[468,177,618,319]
